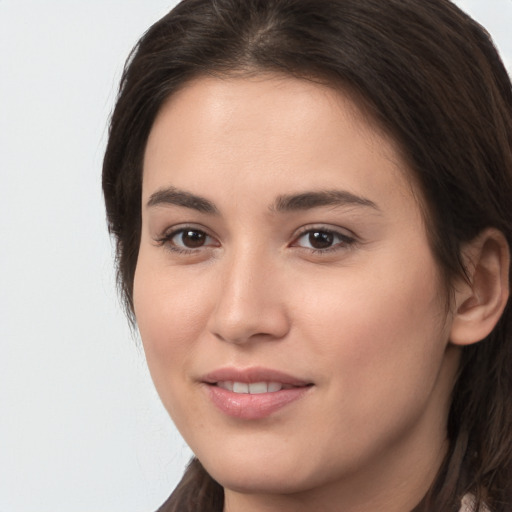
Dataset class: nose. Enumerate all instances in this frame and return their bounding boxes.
[207,250,290,345]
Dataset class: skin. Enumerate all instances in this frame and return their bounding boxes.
[134,75,463,512]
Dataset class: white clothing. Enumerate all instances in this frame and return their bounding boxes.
[460,494,491,512]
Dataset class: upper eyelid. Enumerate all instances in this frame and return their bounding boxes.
[154,227,220,254]
[156,223,218,240]
[289,226,359,254]
[292,224,357,240]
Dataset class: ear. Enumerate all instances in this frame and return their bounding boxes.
[450,228,510,346]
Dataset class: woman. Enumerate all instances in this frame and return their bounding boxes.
[102,0,512,510]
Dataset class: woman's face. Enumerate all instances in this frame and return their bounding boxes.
[135,75,460,507]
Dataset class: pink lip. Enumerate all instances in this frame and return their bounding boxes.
[201,367,313,420]
[202,366,311,386]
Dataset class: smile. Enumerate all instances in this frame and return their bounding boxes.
[202,367,313,420]
[216,381,296,393]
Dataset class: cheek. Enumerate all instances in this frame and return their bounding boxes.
[133,259,212,392]
[284,258,452,467]
[293,249,448,400]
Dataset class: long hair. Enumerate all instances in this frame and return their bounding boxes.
[102,1,512,510]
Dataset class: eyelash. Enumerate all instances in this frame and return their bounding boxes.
[154,225,357,255]
[291,227,357,254]
[154,226,219,254]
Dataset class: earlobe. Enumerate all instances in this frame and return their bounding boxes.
[450,228,510,346]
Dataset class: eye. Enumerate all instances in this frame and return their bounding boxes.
[173,229,210,248]
[293,228,355,252]
[156,227,219,253]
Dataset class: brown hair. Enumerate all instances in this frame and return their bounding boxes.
[102,0,512,510]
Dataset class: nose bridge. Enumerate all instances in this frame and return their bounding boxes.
[208,243,289,344]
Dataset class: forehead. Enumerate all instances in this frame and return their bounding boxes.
[142,74,419,215]
[146,73,395,157]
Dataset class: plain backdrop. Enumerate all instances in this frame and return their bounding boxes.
[1,1,511,511]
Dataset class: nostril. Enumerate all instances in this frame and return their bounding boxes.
[208,305,290,345]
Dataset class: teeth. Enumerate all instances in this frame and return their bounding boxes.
[217,381,233,391]
[233,382,249,393]
[249,382,267,394]
[217,381,284,394]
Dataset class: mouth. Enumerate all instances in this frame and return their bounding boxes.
[201,367,314,420]
[215,381,303,393]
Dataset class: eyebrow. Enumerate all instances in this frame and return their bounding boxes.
[147,186,219,214]
[146,186,380,215]
[271,190,380,213]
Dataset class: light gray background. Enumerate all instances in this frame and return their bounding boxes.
[1,1,511,511]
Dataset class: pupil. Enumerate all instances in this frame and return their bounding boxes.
[182,230,205,248]
[309,231,333,249]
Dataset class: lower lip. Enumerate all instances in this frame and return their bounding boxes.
[205,385,311,420]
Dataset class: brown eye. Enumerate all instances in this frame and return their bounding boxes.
[157,227,219,255]
[308,231,334,249]
[174,229,208,248]
[293,228,355,252]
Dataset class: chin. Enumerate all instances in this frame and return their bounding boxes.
[212,468,311,496]
[198,449,323,496]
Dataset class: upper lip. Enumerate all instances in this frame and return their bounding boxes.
[202,366,312,387]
